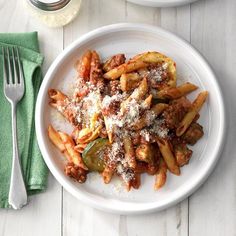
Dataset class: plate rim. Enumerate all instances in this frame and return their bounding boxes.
[126,0,199,7]
[35,23,226,215]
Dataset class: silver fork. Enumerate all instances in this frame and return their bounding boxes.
[2,46,27,209]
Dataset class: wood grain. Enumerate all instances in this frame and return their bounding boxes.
[0,175,61,236]
[189,0,236,235]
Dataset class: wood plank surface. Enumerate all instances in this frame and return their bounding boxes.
[189,0,236,235]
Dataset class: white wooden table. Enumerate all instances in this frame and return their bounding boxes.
[0,0,236,235]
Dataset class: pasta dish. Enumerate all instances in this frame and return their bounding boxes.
[48,50,208,191]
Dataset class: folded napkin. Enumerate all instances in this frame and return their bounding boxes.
[0,32,48,208]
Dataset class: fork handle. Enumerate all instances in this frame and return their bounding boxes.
[8,103,27,209]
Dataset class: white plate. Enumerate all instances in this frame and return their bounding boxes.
[35,23,225,215]
[127,0,199,7]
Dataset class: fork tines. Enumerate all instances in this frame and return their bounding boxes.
[2,46,24,88]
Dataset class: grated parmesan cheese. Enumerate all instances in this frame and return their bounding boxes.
[116,163,134,184]
[83,90,102,116]
[145,62,169,83]
[150,119,169,138]
[102,93,124,109]
[140,118,169,142]
[140,129,151,142]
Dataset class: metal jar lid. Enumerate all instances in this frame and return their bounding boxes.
[29,0,71,11]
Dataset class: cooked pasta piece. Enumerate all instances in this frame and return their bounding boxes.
[48,88,67,102]
[48,125,71,162]
[89,113,99,129]
[120,72,141,92]
[155,82,198,99]
[157,138,180,175]
[59,131,88,170]
[123,135,136,169]
[77,50,92,80]
[142,94,153,109]
[48,89,79,126]
[120,78,148,114]
[103,60,148,80]
[154,157,167,190]
[102,164,115,184]
[76,126,102,144]
[48,125,65,152]
[176,91,208,136]
[127,173,141,190]
[89,50,103,86]
[130,77,148,101]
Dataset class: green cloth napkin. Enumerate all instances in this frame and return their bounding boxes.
[0,32,48,208]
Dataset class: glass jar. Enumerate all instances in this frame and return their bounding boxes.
[25,0,82,28]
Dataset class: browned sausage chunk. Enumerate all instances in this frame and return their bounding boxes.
[182,123,204,145]
[162,97,191,129]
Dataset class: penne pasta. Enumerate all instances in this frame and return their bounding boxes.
[89,50,103,85]
[123,135,136,169]
[130,77,148,100]
[127,173,141,191]
[176,91,208,136]
[157,138,180,176]
[77,50,92,80]
[142,94,153,109]
[48,89,67,102]
[155,82,198,100]
[154,157,167,190]
[76,128,92,143]
[89,113,99,129]
[120,72,141,92]
[48,89,80,126]
[103,59,148,80]
[59,131,88,170]
[131,173,141,189]
[120,78,148,114]
[48,125,65,152]
[48,125,72,162]
[76,126,102,144]
[102,164,115,184]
